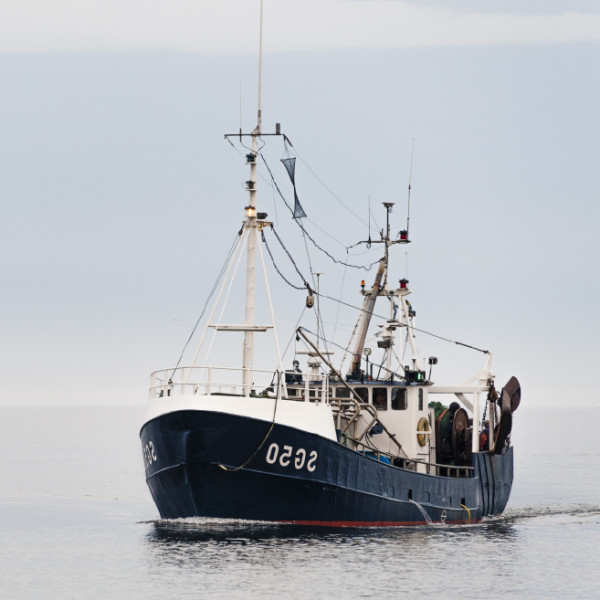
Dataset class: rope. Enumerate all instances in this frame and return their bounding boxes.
[260,153,380,271]
[261,229,309,291]
[316,293,490,355]
[173,231,240,369]
[293,150,377,235]
[227,139,489,357]
[217,382,281,472]
[332,250,349,344]
[281,306,307,362]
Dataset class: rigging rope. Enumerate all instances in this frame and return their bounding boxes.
[261,226,489,355]
[293,149,377,235]
[227,139,489,357]
[261,228,311,291]
[317,292,490,355]
[299,327,407,381]
[260,153,380,271]
[217,381,280,472]
[173,231,240,368]
[332,250,349,344]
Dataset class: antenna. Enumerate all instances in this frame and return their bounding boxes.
[312,272,324,350]
[257,0,264,134]
[406,139,414,236]
[367,195,372,247]
[239,80,242,137]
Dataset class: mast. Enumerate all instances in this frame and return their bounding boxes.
[348,258,386,378]
[347,202,410,380]
[242,0,264,388]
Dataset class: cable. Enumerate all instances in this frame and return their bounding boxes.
[293,149,377,235]
[261,229,309,291]
[218,385,280,472]
[259,152,380,271]
[317,292,489,354]
[226,139,488,356]
[173,231,240,368]
[332,250,348,344]
[281,306,307,363]
[264,224,488,355]
[299,327,407,381]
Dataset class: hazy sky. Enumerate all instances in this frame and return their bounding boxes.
[1,1,599,407]
[2,0,600,53]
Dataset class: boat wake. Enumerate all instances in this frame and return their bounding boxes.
[139,503,600,536]
[486,503,600,525]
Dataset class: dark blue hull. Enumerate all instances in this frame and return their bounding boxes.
[140,410,513,526]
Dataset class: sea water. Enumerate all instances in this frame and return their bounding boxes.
[0,406,598,599]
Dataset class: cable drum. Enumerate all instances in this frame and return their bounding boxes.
[417,417,430,447]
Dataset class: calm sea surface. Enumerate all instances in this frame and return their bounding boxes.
[1,406,599,599]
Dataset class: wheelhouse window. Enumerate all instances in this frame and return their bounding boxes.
[391,387,407,410]
[418,388,424,411]
[373,388,387,411]
[354,387,369,403]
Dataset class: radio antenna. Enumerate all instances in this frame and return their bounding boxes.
[406,139,414,236]
[368,195,372,245]
[257,0,264,134]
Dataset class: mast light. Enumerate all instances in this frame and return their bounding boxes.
[246,153,256,164]
[361,280,365,291]
[399,278,408,289]
[399,230,408,241]
[245,206,256,218]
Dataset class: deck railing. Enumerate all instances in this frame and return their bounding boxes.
[149,366,330,402]
[343,436,474,478]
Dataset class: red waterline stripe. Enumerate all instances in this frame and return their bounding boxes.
[275,518,480,527]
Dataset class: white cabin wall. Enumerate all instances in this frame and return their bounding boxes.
[354,386,429,467]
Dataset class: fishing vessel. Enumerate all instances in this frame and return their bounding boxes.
[140,3,521,526]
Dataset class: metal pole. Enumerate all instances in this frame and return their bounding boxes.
[312,272,324,350]
[473,391,480,453]
[489,394,494,451]
[257,0,263,135]
[257,232,288,398]
[399,294,421,370]
[243,132,259,391]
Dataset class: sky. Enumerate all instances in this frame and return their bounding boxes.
[1,0,599,407]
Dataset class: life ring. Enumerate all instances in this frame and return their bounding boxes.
[417,417,430,447]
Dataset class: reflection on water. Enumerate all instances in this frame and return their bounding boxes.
[137,506,600,600]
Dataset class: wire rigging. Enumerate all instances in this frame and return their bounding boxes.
[259,152,381,271]
[228,137,378,264]
[225,138,488,357]
[261,229,310,291]
[332,250,348,344]
[261,226,489,355]
[174,231,240,368]
[293,149,378,235]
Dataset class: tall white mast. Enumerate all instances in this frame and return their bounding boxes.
[242,0,264,389]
